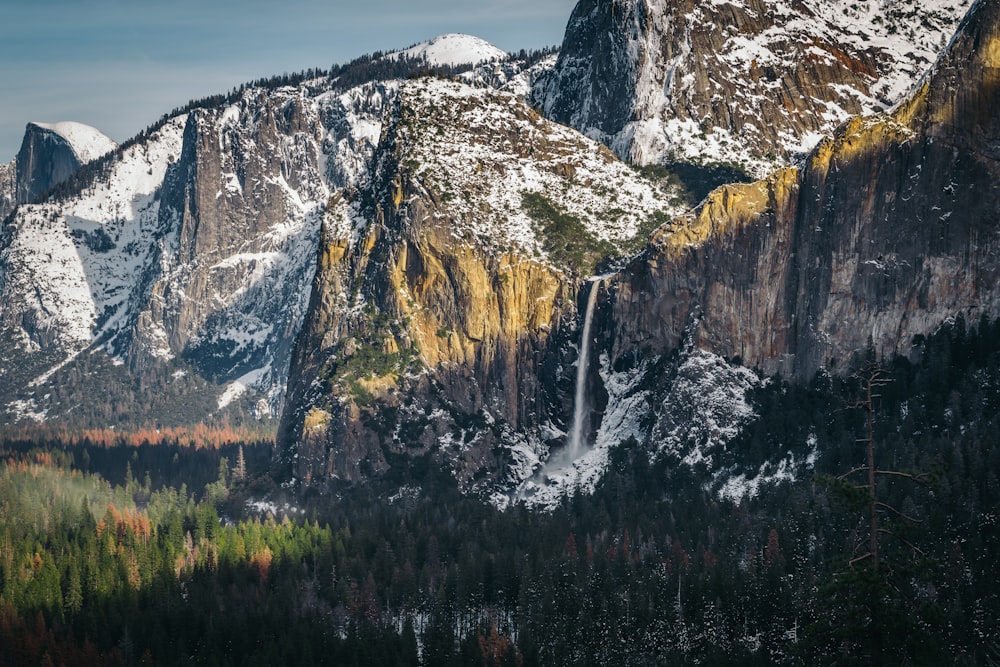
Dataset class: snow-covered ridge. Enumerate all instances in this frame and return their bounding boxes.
[389,33,507,68]
[29,121,116,164]
[388,78,684,265]
[1,116,186,353]
[537,0,973,175]
[1,74,397,423]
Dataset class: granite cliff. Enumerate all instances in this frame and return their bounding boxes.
[535,0,971,174]
[278,78,683,495]
[609,0,1000,382]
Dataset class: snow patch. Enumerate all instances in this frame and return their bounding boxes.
[714,431,820,503]
[655,348,760,468]
[217,365,269,410]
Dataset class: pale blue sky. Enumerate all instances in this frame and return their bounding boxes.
[0,0,576,159]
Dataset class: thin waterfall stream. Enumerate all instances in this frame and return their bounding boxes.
[567,280,599,458]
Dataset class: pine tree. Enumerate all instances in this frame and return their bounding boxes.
[234,445,247,483]
[807,365,940,665]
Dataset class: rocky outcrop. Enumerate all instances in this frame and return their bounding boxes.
[14,121,115,204]
[130,88,332,410]
[0,160,14,221]
[279,78,683,493]
[536,0,971,174]
[610,0,1000,381]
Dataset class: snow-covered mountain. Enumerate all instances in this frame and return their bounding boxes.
[0,0,993,512]
[15,121,116,205]
[278,75,686,496]
[0,39,583,431]
[534,0,972,175]
[0,77,399,426]
[390,33,507,67]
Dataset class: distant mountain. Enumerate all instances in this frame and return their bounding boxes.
[0,121,116,221]
[390,33,508,67]
[534,0,972,175]
[15,121,116,205]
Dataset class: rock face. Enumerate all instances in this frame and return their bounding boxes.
[0,82,392,425]
[535,0,971,174]
[278,78,683,495]
[0,44,558,429]
[130,88,336,411]
[610,0,1000,381]
[0,160,14,222]
[14,121,116,204]
[0,3,995,505]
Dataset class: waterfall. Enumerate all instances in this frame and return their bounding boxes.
[567,280,600,458]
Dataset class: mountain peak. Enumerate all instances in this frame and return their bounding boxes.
[14,121,116,205]
[391,33,507,68]
[26,121,116,165]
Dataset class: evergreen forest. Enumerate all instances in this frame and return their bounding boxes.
[1,317,998,666]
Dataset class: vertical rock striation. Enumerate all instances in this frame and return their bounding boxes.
[0,160,14,222]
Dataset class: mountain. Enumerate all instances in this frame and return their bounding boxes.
[275,0,1000,505]
[0,43,553,430]
[15,121,116,205]
[0,121,116,221]
[0,0,991,507]
[0,85,382,426]
[566,0,1000,500]
[277,77,684,497]
[534,0,972,174]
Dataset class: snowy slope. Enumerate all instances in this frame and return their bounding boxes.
[390,33,507,67]
[381,78,682,264]
[0,117,186,353]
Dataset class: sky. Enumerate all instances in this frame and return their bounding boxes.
[0,0,576,160]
